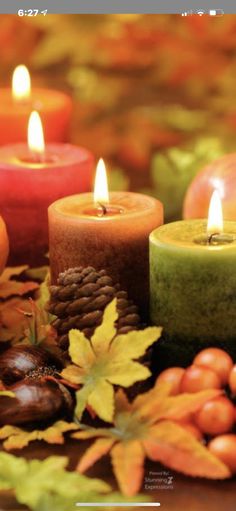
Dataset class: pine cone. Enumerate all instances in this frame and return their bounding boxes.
[47,267,141,350]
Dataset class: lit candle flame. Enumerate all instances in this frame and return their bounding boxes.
[94,159,109,204]
[207,190,223,235]
[12,65,31,101]
[28,111,45,157]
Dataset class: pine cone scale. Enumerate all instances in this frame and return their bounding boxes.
[48,267,141,350]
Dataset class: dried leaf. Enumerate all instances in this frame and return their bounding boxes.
[62,299,161,422]
[0,421,79,451]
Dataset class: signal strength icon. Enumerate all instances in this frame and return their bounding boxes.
[181,10,193,16]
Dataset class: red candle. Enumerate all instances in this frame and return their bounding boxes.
[0,111,94,266]
[0,65,72,144]
[48,159,163,315]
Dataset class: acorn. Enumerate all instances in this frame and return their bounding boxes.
[0,345,63,385]
[0,379,73,425]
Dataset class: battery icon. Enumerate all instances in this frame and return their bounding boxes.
[209,9,224,16]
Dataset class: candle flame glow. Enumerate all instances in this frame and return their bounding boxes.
[28,111,45,156]
[12,65,31,101]
[94,159,109,204]
[207,190,223,235]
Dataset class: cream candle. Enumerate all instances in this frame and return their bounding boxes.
[49,159,163,315]
[0,65,72,144]
[0,111,94,266]
[150,191,236,344]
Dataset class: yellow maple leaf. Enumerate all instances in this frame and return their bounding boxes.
[61,299,162,423]
[0,391,15,398]
[0,420,79,450]
[72,383,230,496]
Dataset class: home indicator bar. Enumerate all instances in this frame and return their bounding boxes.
[76,504,161,507]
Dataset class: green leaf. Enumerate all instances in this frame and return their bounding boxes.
[0,452,131,511]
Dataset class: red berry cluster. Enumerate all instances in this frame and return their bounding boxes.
[157,348,236,474]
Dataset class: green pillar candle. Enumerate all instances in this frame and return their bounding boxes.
[150,219,236,344]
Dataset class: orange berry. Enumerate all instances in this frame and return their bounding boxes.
[229,365,236,396]
[193,348,233,386]
[208,434,236,474]
[156,367,185,395]
[194,397,235,436]
[180,365,221,393]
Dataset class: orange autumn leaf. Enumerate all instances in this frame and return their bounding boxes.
[0,297,33,343]
[0,266,38,300]
[111,441,145,496]
[143,420,228,479]
[72,382,230,496]
[78,438,116,473]
[0,266,41,343]
[0,266,29,283]
[0,280,39,299]
[0,420,79,450]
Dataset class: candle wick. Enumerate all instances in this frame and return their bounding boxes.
[97,203,107,217]
[208,232,220,244]
[31,151,45,164]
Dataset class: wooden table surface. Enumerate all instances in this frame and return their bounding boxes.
[0,439,235,511]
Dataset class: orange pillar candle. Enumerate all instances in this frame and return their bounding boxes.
[0,112,94,266]
[48,159,163,315]
[0,65,72,144]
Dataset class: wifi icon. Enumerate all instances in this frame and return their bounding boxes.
[197,10,205,15]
